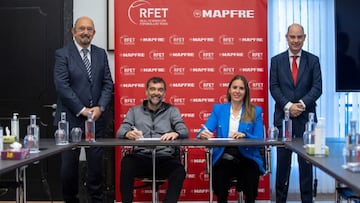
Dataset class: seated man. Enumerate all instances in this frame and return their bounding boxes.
[116,76,189,203]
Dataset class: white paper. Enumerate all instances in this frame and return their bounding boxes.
[208,138,235,141]
[137,137,161,141]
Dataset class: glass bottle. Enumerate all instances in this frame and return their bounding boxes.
[343,120,360,168]
[282,110,292,141]
[57,112,69,145]
[27,115,40,153]
[303,112,316,146]
[85,112,95,142]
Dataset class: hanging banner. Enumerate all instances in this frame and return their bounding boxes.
[114,0,268,201]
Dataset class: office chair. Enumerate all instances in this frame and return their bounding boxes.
[336,183,360,203]
[205,145,271,203]
[121,146,188,203]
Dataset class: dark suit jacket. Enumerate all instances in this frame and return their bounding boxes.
[54,41,113,131]
[270,50,322,137]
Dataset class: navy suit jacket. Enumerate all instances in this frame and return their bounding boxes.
[54,41,113,130]
[270,50,322,137]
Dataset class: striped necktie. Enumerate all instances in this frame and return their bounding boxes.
[82,48,92,81]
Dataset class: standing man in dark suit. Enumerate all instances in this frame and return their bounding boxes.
[270,23,322,203]
[54,16,113,203]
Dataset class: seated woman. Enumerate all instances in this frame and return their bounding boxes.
[197,74,265,203]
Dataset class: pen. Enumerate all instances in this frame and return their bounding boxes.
[201,124,209,131]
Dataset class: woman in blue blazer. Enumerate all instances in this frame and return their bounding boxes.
[198,75,264,203]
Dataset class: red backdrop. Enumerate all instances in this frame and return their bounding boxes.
[114,0,268,201]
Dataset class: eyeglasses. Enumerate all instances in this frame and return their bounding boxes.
[76,26,94,33]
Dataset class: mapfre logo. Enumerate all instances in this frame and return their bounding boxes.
[248,50,263,60]
[120,96,136,106]
[199,80,215,90]
[199,110,211,121]
[120,83,145,88]
[190,67,215,73]
[240,67,264,72]
[248,80,264,91]
[250,98,265,103]
[119,65,136,76]
[169,64,185,75]
[193,9,255,19]
[219,64,235,75]
[181,113,195,118]
[219,35,235,45]
[169,95,186,106]
[120,35,135,45]
[128,0,169,26]
[149,50,165,60]
[190,98,215,103]
[169,35,185,45]
[198,50,215,60]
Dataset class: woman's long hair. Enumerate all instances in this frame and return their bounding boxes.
[226,75,255,122]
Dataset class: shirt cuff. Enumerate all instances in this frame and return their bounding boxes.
[77,107,86,117]
[284,102,293,112]
[299,100,306,109]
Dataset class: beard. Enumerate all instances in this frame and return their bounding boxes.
[148,96,162,107]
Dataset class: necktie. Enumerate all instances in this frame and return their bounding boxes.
[82,49,92,81]
[292,55,298,85]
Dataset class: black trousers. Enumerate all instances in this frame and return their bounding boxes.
[120,153,186,203]
[61,146,104,203]
[276,147,313,203]
[212,153,260,203]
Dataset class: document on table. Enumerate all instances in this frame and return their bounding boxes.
[208,138,235,141]
[137,137,161,141]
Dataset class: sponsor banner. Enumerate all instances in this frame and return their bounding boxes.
[114,0,268,201]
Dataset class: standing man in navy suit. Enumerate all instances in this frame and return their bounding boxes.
[54,16,113,203]
[270,23,322,203]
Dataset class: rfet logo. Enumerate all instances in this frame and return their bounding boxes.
[198,50,214,60]
[120,96,136,106]
[169,95,186,106]
[119,65,136,75]
[219,35,235,45]
[119,35,135,45]
[199,110,211,121]
[169,35,185,45]
[199,80,215,90]
[149,50,165,60]
[219,95,228,104]
[128,0,169,26]
[248,50,263,60]
[219,64,235,75]
[248,80,264,91]
[169,64,185,75]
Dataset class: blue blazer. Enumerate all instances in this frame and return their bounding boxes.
[270,50,322,137]
[198,102,265,174]
[53,41,113,130]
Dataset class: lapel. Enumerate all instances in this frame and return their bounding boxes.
[219,103,231,138]
[89,45,97,79]
[281,52,294,86]
[70,42,91,81]
[297,51,307,85]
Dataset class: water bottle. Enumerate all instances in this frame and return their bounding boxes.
[27,115,40,153]
[0,125,3,152]
[85,112,95,142]
[11,113,20,142]
[57,112,69,145]
[303,112,316,146]
[343,120,360,167]
[314,117,326,156]
[282,110,292,141]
